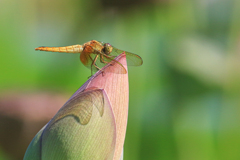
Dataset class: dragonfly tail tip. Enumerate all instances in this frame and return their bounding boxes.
[35,47,44,51]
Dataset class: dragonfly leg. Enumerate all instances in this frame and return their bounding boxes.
[102,54,119,67]
[89,46,125,74]
[92,54,105,76]
[87,55,95,76]
[100,55,110,64]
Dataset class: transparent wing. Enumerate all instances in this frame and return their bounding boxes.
[94,54,127,74]
[80,52,99,73]
[98,41,143,66]
[110,47,143,66]
[80,52,127,74]
[52,89,104,125]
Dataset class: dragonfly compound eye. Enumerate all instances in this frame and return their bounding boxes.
[103,43,113,55]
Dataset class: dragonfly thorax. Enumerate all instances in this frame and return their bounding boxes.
[102,43,113,55]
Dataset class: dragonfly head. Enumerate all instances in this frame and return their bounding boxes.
[103,43,113,55]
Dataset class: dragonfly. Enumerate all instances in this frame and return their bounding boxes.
[35,40,143,76]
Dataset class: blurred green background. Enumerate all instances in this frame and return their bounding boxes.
[1,0,240,159]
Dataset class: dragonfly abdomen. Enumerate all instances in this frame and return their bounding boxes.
[35,45,83,53]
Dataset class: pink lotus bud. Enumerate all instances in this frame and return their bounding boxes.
[24,53,129,160]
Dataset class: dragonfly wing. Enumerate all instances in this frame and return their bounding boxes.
[111,48,143,66]
[80,52,99,73]
[97,41,143,66]
[80,52,126,74]
[51,89,104,125]
[95,54,127,74]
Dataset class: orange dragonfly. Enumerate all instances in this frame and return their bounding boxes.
[35,40,143,76]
